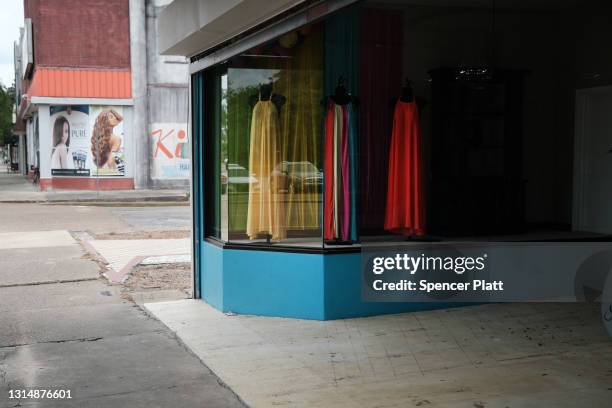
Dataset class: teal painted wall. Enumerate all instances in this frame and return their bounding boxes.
[199,242,460,320]
[223,249,326,319]
[201,242,224,310]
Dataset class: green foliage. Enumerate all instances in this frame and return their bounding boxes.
[0,85,14,146]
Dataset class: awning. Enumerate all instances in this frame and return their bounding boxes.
[158,0,306,57]
[27,67,132,99]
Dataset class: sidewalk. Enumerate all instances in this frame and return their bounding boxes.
[146,300,612,408]
[0,226,242,407]
[0,166,188,203]
[85,237,190,282]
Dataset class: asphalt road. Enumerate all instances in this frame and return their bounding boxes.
[0,203,242,408]
[0,203,190,234]
[109,206,191,230]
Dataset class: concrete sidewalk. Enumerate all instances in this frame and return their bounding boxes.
[146,299,612,408]
[0,187,190,204]
[0,168,188,203]
[85,238,190,282]
[0,228,242,408]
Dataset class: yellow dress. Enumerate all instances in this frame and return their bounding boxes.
[246,98,286,241]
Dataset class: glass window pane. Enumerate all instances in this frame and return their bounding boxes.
[225,23,325,248]
[220,73,229,241]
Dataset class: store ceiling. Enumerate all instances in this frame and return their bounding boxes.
[368,0,584,11]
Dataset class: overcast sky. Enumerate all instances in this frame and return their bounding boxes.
[0,1,24,88]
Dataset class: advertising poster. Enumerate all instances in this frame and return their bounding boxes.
[50,105,91,176]
[150,123,190,179]
[90,106,126,176]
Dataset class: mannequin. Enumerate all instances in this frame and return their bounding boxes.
[249,83,286,112]
[324,76,358,245]
[330,76,358,106]
[400,79,414,103]
[247,78,286,245]
[396,78,427,111]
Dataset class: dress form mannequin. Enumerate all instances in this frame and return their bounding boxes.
[249,83,286,112]
[400,79,414,103]
[248,81,286,244]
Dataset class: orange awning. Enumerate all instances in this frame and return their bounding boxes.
[28,67,132,99]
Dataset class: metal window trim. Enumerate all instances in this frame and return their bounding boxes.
[188,0,358,74]
[189,73,198,299]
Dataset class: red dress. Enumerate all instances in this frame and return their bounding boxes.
[384,100,425,236]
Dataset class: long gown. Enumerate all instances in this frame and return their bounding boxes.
[384,100,425,236]
[246,98,286,241]
[324,99,351,241]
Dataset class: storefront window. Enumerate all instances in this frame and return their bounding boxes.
[205,22,326,248]
[199,0,612,249]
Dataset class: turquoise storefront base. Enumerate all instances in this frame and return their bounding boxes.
[200,241,455,320]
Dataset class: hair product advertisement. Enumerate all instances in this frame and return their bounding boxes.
[49,105,126,177]
[50,105,91,176]
[90,106,126,177]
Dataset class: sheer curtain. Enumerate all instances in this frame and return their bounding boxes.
[227,26,325,238]
[277,25,324,231]
[359,9,404,233]
[324,8,360,241]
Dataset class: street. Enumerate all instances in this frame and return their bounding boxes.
[0,171,243,408]
[2,172,612,407]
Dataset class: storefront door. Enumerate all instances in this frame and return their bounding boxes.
[574,86,612,234]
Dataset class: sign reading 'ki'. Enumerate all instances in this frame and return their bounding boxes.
[150,123,190,180]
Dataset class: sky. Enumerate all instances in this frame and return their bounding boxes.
[0,1,24,88]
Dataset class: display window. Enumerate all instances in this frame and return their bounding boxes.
[196,0,612,251]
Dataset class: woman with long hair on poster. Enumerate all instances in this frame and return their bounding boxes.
[51,116,70,169]
[91,109,123,170]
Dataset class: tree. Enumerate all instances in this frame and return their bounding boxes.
[0,85,15,146]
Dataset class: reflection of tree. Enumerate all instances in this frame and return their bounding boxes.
[220,85,228,167]
[226,84,257,169]
[226,84,256,233]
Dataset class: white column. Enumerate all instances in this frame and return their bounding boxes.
[37,105,52,179]
[26,120,34,172]
[130,0,149,189]
[19,133,27,175]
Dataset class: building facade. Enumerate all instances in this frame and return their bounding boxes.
[159,0,612,320]
[13,0,189,190]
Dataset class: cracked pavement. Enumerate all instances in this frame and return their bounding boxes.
[0,201,243,408]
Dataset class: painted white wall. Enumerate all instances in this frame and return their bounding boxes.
[26,118,34,172]
[37,105,51,178]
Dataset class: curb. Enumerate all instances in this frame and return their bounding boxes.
[45,201,190,207]
[0,196,189,205]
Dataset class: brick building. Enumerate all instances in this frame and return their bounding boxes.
[13,0,189,190]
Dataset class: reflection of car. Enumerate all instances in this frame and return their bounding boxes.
[280,161,323,193]
[222,163,257,193]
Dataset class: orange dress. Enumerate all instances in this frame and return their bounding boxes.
[384,100,425,236]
